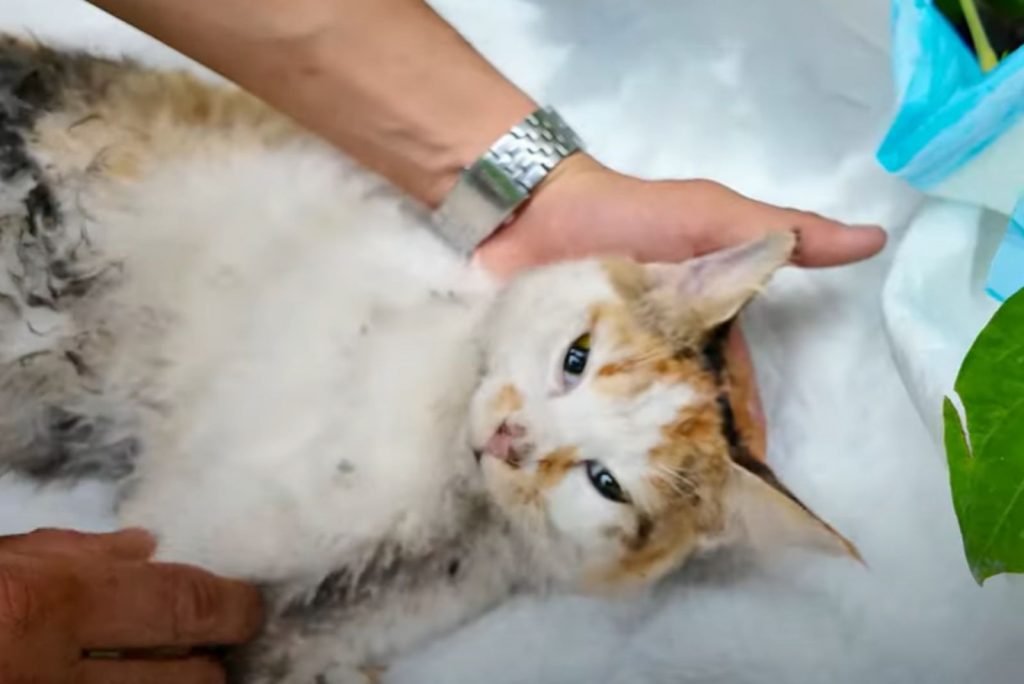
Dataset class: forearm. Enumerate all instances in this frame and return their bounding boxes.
[88,0,536,207]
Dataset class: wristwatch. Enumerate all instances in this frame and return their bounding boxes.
[431,106,584,256]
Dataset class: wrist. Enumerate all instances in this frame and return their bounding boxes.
[473,152,617,274]
[433,106,587,258]
[242,0,538,210]
[519,152,607,206]
[500,152,608,234]
[421,93,538,208]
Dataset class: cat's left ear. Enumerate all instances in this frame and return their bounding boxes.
[717,463,862,562]
[646,231,796,331]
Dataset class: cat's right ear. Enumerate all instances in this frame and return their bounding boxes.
[715,463,862,563]
[645,231,796,331]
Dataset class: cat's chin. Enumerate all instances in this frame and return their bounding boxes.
[474,457,522,509]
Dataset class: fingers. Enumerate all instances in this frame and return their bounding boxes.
[0,528,156,561]
[0,528,262,651]
[74,657,225,684]
[75,561,263,649]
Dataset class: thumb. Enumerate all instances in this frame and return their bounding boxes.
[712,192,888,266]
[731,204,886,267]
[788,213,887,267]
[0,528,156,560]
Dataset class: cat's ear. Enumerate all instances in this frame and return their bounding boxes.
[718,463,862,562]
[646,231,796,330]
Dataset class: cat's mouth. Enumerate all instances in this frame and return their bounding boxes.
[475,420,529,469]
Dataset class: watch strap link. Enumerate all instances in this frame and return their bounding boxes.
[432,106,584,256]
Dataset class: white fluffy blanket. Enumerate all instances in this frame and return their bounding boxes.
[0,1,1019,682]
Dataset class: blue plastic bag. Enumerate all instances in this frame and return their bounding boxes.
[876,0,1024,300]
[987,198,1024,302]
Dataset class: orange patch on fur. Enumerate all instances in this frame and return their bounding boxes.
[594,368,657,398]
[610,512,699,583]
[580,297,734,587]
[596,361,628,378]
[597,396,733,587]
[490,447,578,509]
[601,258,650,301]
[584,260,773,587]
[535,446,579,490]
[588,300,702,401]
[31,41,300,189]
[649,397,729,495]
[491,384,523,414]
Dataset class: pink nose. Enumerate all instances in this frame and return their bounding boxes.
[483,421,526,465]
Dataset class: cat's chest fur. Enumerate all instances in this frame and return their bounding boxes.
[67,146,525,679]
[85,145,498,584]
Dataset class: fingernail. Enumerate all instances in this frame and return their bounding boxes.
[112,527,156,541]
[110,527,159,555]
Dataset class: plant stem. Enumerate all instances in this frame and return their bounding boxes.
[958,0,1000,71]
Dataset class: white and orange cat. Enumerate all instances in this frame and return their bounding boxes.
[0,38,859,683]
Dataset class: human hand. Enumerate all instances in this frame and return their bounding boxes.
[0,528,263,684]
[476,154,887,459]
[476,153,885,274]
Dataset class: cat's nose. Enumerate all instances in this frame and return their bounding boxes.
[482,420,528,467]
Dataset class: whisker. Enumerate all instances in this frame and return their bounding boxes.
[649,462,698,500]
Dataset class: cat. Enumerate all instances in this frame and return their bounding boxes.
[0,37,860,683]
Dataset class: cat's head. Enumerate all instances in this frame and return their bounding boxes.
[468,231,859,590]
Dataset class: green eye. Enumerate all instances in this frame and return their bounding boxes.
[585,460,628,504]
[562,333,591,389]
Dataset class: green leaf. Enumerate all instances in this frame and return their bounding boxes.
[944,287,1024,584]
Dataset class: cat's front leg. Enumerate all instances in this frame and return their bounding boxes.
[316,662,388,684]
[238,662,372,684]
[358,664,388,684]
[228,614,378,684]
[235,649,381,684]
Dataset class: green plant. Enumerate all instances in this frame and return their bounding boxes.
[936,0,1024,70]
[944,286,1024,583]
[961,0,1001,70]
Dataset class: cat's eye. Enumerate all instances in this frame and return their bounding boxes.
[585,460,628,504]
[561,333,591,390]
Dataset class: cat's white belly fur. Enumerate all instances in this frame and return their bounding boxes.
[80,142,495,581]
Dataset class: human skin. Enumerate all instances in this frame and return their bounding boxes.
[0,528,262,683]
[85,0,886,274]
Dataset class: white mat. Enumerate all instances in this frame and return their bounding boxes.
[1,1,1020,682]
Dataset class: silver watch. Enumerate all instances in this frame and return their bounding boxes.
[432,106,584,256]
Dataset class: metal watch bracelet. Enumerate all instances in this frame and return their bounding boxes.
[431,106,584,256]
